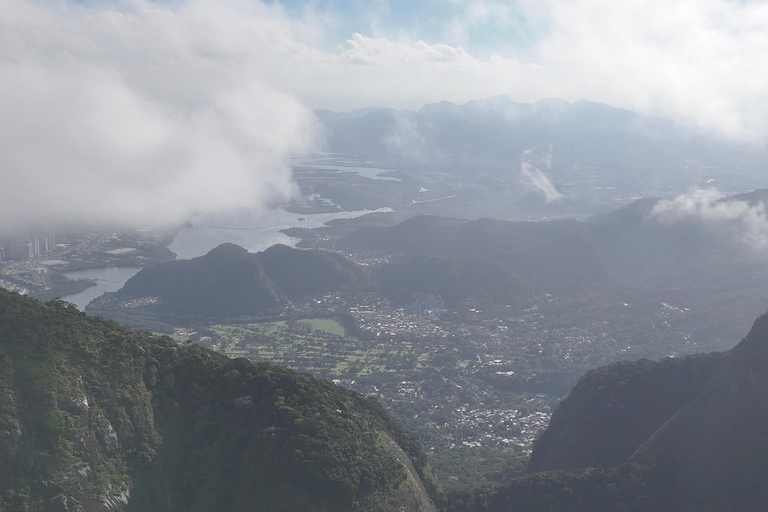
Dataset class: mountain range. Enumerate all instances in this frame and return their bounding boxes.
[317,97,767,177]
[337,193,768,295]
[108,243,529,321]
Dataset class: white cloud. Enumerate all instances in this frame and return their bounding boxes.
[4,0,768,234]
[342,33,475,66]
[305,0,768,140]
[651,188,768,249]
[519,146,563,202]
[311,0,768,140]
[536,0,768,140]
[0,0,319,232]
[314,33,548,110]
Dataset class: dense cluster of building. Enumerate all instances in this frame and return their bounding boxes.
[354,303,450,339]
[0,232,58,262]
[442,406,551,452]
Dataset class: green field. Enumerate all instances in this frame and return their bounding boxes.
[203,317,399,379]
[301,317,346,336]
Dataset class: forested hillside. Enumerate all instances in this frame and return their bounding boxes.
[442,310,768,512]
[119,243,282,317]
[105,243,534,324]
[4,286,768,511]
[0,289,437,511]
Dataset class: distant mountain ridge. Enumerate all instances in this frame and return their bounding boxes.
[337,193,768,295]
[317,96,762,171]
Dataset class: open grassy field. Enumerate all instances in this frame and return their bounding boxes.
[301,317,346,336]
[204,317,397,378]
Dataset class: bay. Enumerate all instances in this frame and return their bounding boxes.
[60,267,141,311]
[169,207,393,260]
[293,163,401,182]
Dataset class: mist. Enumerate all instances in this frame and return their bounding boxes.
[0,0,319,233]
[519,147,563,202]
[650,188,768,250]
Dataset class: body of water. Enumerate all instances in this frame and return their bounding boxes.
[61,267,142,311]
[60,206,392,308]
[170,207,393,260]
[293,163,401,182]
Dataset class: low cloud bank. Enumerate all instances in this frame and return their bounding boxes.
[0,0,319,232]
[650,188,768,249]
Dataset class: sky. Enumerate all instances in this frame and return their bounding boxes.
[2,0,768,230]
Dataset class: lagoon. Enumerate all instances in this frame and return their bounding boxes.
[169,207,393,260]
[61,267,142,311]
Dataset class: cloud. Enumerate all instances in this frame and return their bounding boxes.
[4,0,768,235]
[314,33,548,110]
[384,112,425,156]
[306,0,768,141]
[519,146,564,202]
[650,188,768,249]
[0,0,319,232]
[535,0,768,140]
[304,0,768,141]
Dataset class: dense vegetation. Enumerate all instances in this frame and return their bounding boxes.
[4,285,768,511]
[0,289,437,511]
[375,255,530,305]
[442,464,673,512]
[257,243,368,297]
[527,353,725,472]
[119,243,282,317]
[105,243,535,324]
[440,311,768,512]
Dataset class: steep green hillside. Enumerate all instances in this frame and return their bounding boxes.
[442,464,670,512]
[257,244,368,297]
[375,255,531,305]
[443,311,768,512]
[526,353,724,472]
[629,312,768,512]
[0,290,437,511]
[110,243,534,325]
[120,243,282,318]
